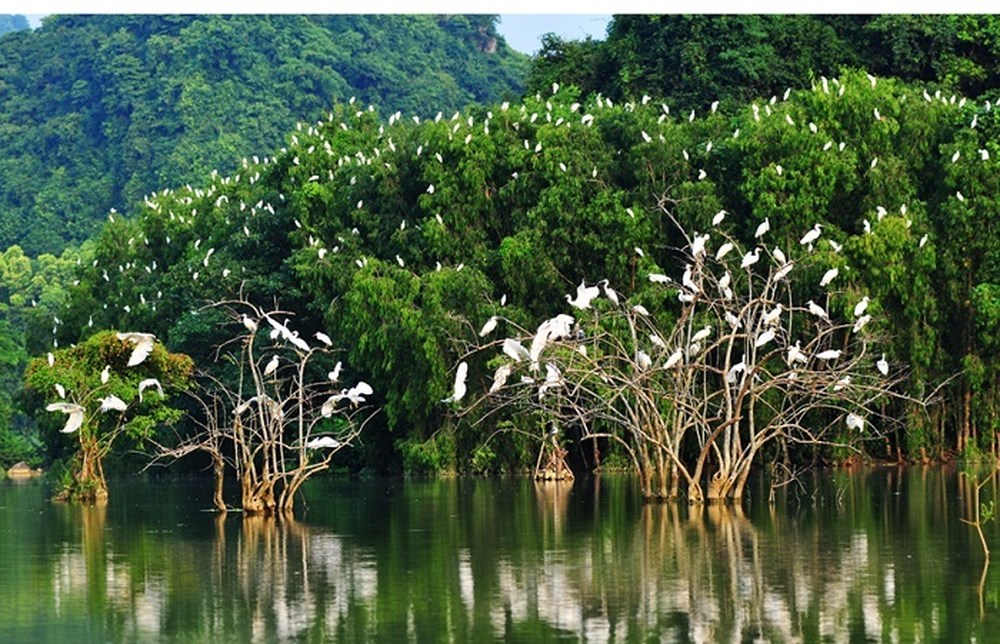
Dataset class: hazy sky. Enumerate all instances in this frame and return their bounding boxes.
[497,15,612,54]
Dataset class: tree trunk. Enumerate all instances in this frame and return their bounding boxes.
[60,440,108,504]
[212,454,226,512]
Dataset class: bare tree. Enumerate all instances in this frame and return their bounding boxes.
[147,297,376,515]
[457,212,931,503]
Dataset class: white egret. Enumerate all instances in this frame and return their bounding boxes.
[846,413,865,432]
[754,329,775,349]
[264,355,280,377]
[648,273,671,284]
[806,300,829,320]
[489,364,512,393]
[441,361,468,403]
[763,304,783,327]
[682,265,699,292]
[503,338,531,363]
[314,331,333,346]
[689,327,711,346]
[726,358,747,384]
[853,296,870,317]
[754,217,770,239]
[46,402,85,433]
[306,436,341,449]
[800,223,822,248]
[741,248,761,269]
[566,280,601,309]
[328,361,343,382]
[632,304,650,316]
[877,354,889,376]
[599,279,620,305]
[342,381,374,406]
[773,246,787,265]
[478,316,499,337]
[718,271,732,290]
[712,210,727,226]
[100,365,111,385]
[47,352,54,367]
[55,383,66,398]
[853,314,873,333]
[636,350,652,370]
[725,311,742,329]
[99,395,128,412]
[833,375,851,392]
[820,267,839,287]
[690,233,709,258]
[664,348,684,369]
[774,262,794,281]
[538,363,563,400]
[715,242,734,261]
[649,334,667,350]
[138,378,163,402]
[117,332,156,367]
[786,341,807,366]
[816,349,842,361]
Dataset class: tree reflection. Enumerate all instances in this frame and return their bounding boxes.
[8,471,1000,641]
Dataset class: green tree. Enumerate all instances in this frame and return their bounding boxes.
[23,330,192,502]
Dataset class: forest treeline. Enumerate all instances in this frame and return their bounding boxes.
[3,15,1000,476]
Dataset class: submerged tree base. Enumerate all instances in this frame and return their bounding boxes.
[53,478,109,505]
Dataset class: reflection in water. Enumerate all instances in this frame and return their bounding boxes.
[2,468,1000,641]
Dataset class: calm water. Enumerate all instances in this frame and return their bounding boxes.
[2,468,1000,642]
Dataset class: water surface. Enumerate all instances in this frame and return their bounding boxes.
[1,467,999,641]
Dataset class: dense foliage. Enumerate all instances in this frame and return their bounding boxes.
[21,69,994,475]
[0,14,528,255]
[528,16,1000,113]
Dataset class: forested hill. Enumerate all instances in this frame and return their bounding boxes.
[0,15,29,36]
[0,14,529,255]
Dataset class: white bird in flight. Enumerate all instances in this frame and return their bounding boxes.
[46,402,85,433]
[117,332,156,367]
[138,378,163,402]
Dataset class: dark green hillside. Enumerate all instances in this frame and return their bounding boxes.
[0,14,529,255]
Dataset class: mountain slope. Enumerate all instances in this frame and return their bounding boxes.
[0,14,529,255]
